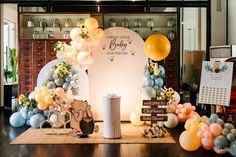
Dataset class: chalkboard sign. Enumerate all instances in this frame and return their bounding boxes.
[140,98,168,124]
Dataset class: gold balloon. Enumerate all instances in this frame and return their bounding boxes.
[84,17,99,31]
[179,130,201,151]
[144,34,171,61]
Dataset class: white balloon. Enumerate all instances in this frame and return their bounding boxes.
[130,111,144,126]
[173,91,181,104]
[164,113,178,128]
[141,87,156,100]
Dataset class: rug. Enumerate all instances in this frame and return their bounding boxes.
[10,123,176,144]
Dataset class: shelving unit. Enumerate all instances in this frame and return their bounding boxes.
[18,12,179,94]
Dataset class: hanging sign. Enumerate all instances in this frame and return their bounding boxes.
[198,61,234,106]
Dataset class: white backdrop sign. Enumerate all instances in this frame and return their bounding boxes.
[199,61,234,106]
[89,27,147,120]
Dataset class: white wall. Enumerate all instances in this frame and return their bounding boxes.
[228,0,236,45]
[211,0,227,46]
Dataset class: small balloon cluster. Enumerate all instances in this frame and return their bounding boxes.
[9,94,46,128]
[179,113,236,157]
[44,62,79,95]
[55,17,104,69]
[141,64,165,100]
[164,102,197,129]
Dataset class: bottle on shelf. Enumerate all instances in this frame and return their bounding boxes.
[64,18,72,28]
[147,18,154,28]
[121,18,129,28]
[39,18,47,31]
[47,30,54,39]
[167,18,175,27]
[167,30,176,40]
[77,18,84,27]
[63,30,70,39]
[52,18,60,27]
[109,18,116,27]
[32,31,40,39]
[27,18,34,27]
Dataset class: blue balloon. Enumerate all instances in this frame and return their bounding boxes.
[144,79,154,87]
[30,114,45,128]
[210,113,218,122]
[9,112,26,127]
[150,75,156,80]
[216,118,224,127]
[145,70,151,79]
[154,78,164,87]
[22,111,28,120]
[158,65,165,77]
[229,140,236,157]
[43,110,50,117]
[214,135,229,149]
[27,111,34,119]
[26,120,31,126]
[33,108,39,114]
[206,118,214,125]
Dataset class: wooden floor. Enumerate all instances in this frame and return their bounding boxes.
[0,110,232,157]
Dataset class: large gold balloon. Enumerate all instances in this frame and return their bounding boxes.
[179,130,201,151]
[144,34,171,61]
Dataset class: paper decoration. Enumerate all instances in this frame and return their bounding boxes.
[88,27,146,120]
[198,61,234,106]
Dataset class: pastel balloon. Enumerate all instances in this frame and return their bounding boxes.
[144,34,171,61]
[210,123,222,137]
[84,17,99,31]
[228,140,236,157]
[214,135,229,149]
[201,138,213,150]
[90,28,104,39]
[141,87,156,100]
[9,112,26,127]
[70,28,81,41]
[166,104,175,113]
[164,113,178,128]
[37,103,48,111]
[178,113,187,123]
[30,114,45,128]
[173,91,180,104]
[179,130,201,151]
[213,147,228,155]
[130,111,144,126]
[224,123,235,130]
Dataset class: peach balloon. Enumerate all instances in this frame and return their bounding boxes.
[84,17,99,31]
[197,130,204,138]
[203,131,212,139]
[179,130,201,151]
[209,123,222,137]
[185,119,193,130]
[201,138,213,150]
[178,113,187,122]
[144,34,171,61]
[37,103,48,111]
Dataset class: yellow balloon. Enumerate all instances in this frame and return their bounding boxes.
[37,103,48,111]
[144,34,171,61]
[84,17,99,31]
[179,130,201,151]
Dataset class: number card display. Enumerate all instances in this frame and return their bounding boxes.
[198,61,234,106]
[140,98,168,124]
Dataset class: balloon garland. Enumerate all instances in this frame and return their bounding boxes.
[9,17,103,130]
